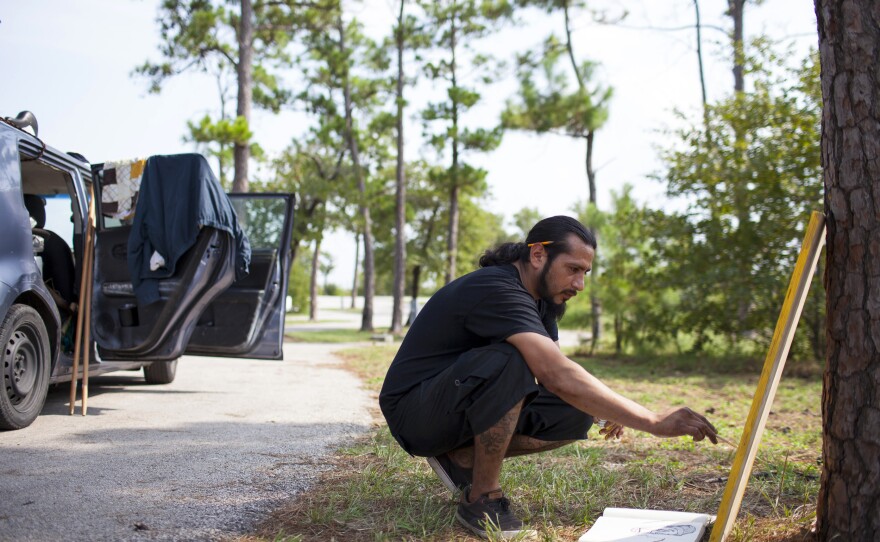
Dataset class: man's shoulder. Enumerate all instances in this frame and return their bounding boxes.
[448,265,532,306]
[426,265,525,311]
[457,264,518,285]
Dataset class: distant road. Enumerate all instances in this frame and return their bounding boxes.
[300,295,587,348]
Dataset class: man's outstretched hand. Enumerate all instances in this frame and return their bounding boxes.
[598,421,625,440]
[651,407,718,444]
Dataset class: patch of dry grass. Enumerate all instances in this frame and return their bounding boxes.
[248,347,821,542]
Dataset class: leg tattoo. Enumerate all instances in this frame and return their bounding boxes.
[506,437,575,457]
[478,407,520,455]
[469,400,523,500]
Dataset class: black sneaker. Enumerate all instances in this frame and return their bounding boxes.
[427,453,472,493]
[455,488,536,540]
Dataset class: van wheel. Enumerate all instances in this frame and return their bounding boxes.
[0,305,51,430]
[143,359,178,385]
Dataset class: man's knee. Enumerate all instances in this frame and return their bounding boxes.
[517,390,594,442]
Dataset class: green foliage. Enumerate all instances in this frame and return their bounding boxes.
[296,6,393,219]
[512,207,542,238]
[136,2,825,360]
[185,114,263,189]
[319,252,335,290]
[561,45,823,361]
[652,46,823,357]
[502,34,611,138]
[455,198,509,274]
[137,0,306,191]
[270,141,341,245]
[418,0,511,281]
[575,187,677,354]
[399,162,450,289]
[135,0,299,104]
[369,160,507,294]
[288,245,312,314]
[284,328,380,343]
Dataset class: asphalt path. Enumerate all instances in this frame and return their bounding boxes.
[0,341,373,542]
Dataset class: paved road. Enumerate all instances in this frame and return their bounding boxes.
[0,342,372,542]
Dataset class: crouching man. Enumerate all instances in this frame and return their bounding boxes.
[379,216,718,539]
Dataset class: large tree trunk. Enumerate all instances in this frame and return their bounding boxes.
[233,0,253,193]
[338,16,375,332]
[815,1,880,539]
[391,0,407,334]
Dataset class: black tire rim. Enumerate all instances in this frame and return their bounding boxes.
[4,323,43,407]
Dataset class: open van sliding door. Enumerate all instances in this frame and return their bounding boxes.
[183,194,295,360]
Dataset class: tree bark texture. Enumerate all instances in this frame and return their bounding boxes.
[233,0,253,193]
[815,1,880,539]
[391,0,407,334]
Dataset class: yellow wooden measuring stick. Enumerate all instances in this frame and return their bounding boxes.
[709,211,826,541]
[69,183,97,415]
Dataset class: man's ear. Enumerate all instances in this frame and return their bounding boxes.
[529,244,546,268]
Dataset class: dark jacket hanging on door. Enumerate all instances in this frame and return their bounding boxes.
[127,153,251,305]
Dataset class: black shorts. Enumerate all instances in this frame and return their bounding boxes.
[384,343,594,457]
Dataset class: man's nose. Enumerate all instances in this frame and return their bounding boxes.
[574,275,585,291]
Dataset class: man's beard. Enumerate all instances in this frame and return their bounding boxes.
[537,263,568,321]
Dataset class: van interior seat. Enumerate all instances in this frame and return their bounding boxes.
[23,194,76,311]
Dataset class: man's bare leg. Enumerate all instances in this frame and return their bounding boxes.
[468,399,524,499]
[449,436,576,469]
[506,435,576,457]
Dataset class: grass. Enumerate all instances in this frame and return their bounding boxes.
[284,329,396,344]
[250,344,820,541]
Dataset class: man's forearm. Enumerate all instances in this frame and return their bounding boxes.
[540,358,660,433]
[510,332,660,433]
[509,332,717,442]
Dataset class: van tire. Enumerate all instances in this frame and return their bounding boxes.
[143,359,178,385]
[0,305,51,430]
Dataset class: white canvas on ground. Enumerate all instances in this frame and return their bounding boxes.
[578,508,714,542]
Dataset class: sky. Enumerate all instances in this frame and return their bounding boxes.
[0,1,818,288]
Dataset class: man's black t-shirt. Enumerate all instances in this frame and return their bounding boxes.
[379,264,558,416]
